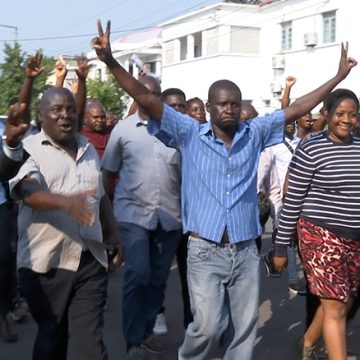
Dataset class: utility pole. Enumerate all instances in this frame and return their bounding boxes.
[0,24,18,42]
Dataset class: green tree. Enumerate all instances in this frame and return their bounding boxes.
[87,72,128,117]
[0,42,56,115]
[0,42,26,113]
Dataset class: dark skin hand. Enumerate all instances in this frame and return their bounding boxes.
[99,194,124,270]
[283,42,357,124]
[5,103,30,148]
[74,55,91,131]
[91,20,164,121]
[75,54,91,81]
[4,51,44,148]
[15,176,96,226]
[54,56,68,88]
[18,51,44,106]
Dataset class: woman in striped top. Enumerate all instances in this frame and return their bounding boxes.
[274,89,360,360]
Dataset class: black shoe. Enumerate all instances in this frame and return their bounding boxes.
[11,297,29,322]
[262,253,281,277]
[127,346,144,360]
[141,334,166,354]
[289,279,307,296]
[0,313,18,343]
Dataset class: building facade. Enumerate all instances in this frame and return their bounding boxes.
[88,0,358,115]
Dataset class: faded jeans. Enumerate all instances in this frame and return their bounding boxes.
[179,236,260,360]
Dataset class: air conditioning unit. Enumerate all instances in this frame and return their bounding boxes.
[271,82,282,94]
[272,55,285,69]
[304,32,318,47]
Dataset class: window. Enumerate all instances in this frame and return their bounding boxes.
[281,22,292,51]
[164,41,175,65]
[194,32,202,58]
[144,62,156,74]
[230,26,260,53]
[128,64,133,76]
[205,27,219,55]
[323,11,336,43]
[180,36,187,61]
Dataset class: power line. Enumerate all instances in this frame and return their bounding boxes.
[0,26,155,43]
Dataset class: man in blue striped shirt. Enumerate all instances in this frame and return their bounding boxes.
[92,20,357,360]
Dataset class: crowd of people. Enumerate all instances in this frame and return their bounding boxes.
[0,18,359,360]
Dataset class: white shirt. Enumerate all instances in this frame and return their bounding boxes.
[271,135,301,196]
[257,147,283,228]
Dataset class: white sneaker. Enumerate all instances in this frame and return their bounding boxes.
[152,312,168,335]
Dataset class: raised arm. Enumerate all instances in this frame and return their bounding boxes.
[18,51,44,107]
[54,56,68,88]
[284,42,357,124]
[6,52,43,147]
[312,105,327,132]
[281,76,296,109]
[74,55,91,131]
[0,104,29,181]
[91,20,163,122]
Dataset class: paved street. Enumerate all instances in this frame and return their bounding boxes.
[1,234,359,360]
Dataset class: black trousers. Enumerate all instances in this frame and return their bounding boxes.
[176,233,193,328]
[0,202,16,315]
[19,251,108,360]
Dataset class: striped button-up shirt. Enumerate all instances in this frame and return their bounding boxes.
[148,105,284,243]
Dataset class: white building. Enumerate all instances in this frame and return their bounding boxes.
[88,0,359,114]
[160,0,358,113]
[87,27,162,81]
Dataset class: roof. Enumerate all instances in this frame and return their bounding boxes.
[112,27,162,45]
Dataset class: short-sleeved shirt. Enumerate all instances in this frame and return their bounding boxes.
[148,105,285,243]
[9,130,107,273]
[101,112,181,231]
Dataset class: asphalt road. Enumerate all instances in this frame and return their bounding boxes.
[1,234,359,360]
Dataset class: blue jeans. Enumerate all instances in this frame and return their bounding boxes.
[119,222,181,346]
[287,246,300,284]
[179,236,260,360]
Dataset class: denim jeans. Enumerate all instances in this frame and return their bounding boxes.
[179,236,260,360]
[118,222,181,346]
[287,246,300,284]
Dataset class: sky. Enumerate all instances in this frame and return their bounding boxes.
[0,0,218,62]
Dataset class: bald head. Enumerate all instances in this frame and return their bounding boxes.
[84,98,107,133]
[38,87,75,111]
[240,102,258,121]
[139,76,161,97]
[37,86,78,146]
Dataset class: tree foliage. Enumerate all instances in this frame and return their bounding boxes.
[86,73,128,118]
[0,42,26,113]
[0,42,127,118]
[0,42,56,116]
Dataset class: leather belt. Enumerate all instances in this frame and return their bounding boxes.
[189,232,244,249]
